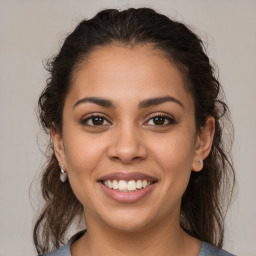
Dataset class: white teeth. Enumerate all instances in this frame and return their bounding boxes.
[103,179,153,192]
[119,180,127,190]
[127,180,136,191]
[142,180,148,188]
[107,180,113,188]
[112,180,119,189]
[136,180,142,189]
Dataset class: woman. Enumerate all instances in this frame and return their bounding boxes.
[34,8,235,256]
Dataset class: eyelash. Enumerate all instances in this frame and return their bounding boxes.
[145,114,176,126]
[80,113,176,128]
[81,114,111,127]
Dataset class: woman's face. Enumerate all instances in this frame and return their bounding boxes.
[53,44,208,232]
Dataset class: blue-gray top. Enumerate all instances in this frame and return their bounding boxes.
[40,230,235,256]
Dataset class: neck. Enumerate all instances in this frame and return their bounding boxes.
[71,213,200,256]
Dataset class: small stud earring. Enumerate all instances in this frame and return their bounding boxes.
[199,160,204,165]
[60,164,68,183]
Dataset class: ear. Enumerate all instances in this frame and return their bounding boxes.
[192,116,215,172]
[51,125,67,169]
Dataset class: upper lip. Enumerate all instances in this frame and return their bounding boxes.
[98,172,158,182]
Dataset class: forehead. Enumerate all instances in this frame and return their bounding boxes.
[68,43,194,110]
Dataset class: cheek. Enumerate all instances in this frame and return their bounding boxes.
[62,132,106,207]
[150,129,196,192]
[153,130,196,169]
[62,128,107,180]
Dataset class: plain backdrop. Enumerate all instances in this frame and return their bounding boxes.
[0,1,255,255]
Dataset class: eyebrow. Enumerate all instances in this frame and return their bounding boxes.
[73,95,184,109]
[139,96,184,109]
[73,97,115,109]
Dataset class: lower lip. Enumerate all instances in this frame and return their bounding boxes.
[99,182,156,203]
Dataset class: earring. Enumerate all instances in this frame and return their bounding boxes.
[60,164,68,183]
[199,160,204,165]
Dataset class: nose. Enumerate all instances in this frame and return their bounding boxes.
[106,124,147,164]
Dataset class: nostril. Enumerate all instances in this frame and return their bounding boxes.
[111,156,121,161]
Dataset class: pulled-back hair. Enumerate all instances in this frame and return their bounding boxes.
[34,8,235,254]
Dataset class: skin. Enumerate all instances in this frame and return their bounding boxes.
[52,43,215,256]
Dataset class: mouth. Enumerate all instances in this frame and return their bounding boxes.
[98,172,158,203]
[101,179,156,192]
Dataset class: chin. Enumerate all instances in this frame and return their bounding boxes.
[97,208,155,233]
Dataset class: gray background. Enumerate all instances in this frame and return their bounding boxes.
[0,0,255,255]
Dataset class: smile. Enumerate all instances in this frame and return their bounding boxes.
[102,179,154,192]
[98,172,158,203]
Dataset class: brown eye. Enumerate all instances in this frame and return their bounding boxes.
[91,116,104,125]
[146,115,175,126]
[153,116,165,125]
[81,115,110,127]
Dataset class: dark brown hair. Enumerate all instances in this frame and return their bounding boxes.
[34,8,235,254]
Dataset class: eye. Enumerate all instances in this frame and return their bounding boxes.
[81,115,111,127]
[145,115,175,126]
